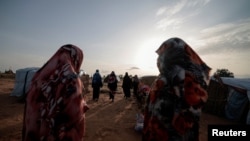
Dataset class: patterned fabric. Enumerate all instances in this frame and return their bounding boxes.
[142,37,211,141]
[22,44,89,141]
[107,71,118,101]
[107,71,118,91]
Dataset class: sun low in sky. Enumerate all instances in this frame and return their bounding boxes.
[0,0,250,78]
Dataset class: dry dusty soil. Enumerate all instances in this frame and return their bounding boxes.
[0,76,238,141]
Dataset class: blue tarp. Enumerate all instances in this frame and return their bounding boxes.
[10,67,39,97]
[225,87,248,121]
[212,77,250,124]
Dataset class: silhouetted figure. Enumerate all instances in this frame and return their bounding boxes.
[122,72,132,99]
[107,71,118,102]
[132,75,139,97]
[91,69,103,101]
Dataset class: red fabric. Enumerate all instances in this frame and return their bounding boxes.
[22,44,89,141]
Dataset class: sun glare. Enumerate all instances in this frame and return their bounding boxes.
[135,39,160,74]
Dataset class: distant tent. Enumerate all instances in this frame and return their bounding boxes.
[203,76,250,124]
[10,67,39,97]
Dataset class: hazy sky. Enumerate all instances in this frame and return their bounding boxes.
[1,0,250,78]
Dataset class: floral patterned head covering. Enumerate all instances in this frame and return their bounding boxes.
[22,44,89,141]
[143,37,211,141]
[156,37,210,83]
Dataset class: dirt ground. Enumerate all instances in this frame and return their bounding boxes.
[0,77,238,141]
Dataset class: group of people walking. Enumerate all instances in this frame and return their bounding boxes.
[91,70,118,102]
[91,69,118,102]
[90,37,211,141]
[91,70,140,102]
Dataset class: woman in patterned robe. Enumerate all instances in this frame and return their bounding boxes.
[22,44,89,141]
[142,37,211,141]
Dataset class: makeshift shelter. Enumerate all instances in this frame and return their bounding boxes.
[203,76,250,124]
[10,67,39,97]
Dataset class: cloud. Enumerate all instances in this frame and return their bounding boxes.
[156,17,183,30]
[155,0,187,17]
[129,67,140,70]
[196,18,250,55]
[201,19,250,43]
[156,0,210,16]
[188,18,250,55]
[156,7,167,16]
[155,0,211,31]
[170,0,187,15]
[186,0,210,7]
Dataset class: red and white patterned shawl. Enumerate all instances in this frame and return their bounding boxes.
[22,44,89,141]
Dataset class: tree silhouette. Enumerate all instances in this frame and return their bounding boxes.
[214,68,234,78]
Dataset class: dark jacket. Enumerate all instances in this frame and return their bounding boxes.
[122,74,132,89]
[107,73,118,91]
[92,72,103,88]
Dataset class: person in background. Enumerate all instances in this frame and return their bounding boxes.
[132,75,140,97]
[142,37,211,141]
[107,71,118,102]
[22,44,89,141]
[122,72,132,99]
[91,69,103,101]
